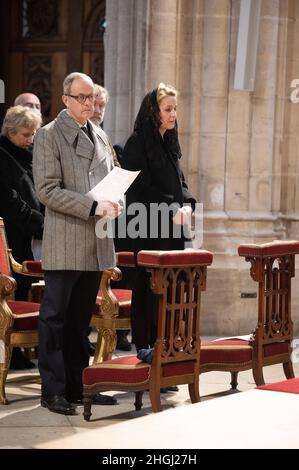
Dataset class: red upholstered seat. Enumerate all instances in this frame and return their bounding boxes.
[138,249,213,267]
[83,356,196,386]
[238,240,299,257]
[7,300,39,330]
[201,340,252,365]
[201,339,289,366]
[84,356,150,385]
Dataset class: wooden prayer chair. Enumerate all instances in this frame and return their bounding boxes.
[200,240,299,389]
[90,252,134,363]
[0,218,42,404]
[82,249,213,420]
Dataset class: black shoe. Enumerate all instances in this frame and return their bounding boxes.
[41,395,78,415]
[67,392,117,406]
[160,386,179,393]
[116,332,132,351]
[9,348,36,370]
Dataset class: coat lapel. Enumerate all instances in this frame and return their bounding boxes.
[55,109,94,161]
[88,122,111,171]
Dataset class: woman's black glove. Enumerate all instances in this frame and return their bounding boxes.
[26,209,44,239]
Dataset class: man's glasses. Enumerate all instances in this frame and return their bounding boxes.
[65,93,96,104]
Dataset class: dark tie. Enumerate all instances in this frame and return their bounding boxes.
[81,125,93,143]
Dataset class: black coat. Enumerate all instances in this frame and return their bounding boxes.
[122,131,196,252]
[122,130,196,350]
[0,135,44,263]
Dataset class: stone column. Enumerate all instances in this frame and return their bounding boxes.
[104,0,149,145]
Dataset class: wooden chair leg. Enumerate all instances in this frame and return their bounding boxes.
[252,364,265,386]
[188,382,200,403]
[230,371,239,389]
[283,360,295,380]
[0,363,8,404]
[83,397,93,421]
[0,343,12,404]
[149,387,162,412]
[134,391,144,410]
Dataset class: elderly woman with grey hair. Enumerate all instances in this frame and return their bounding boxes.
[0,106,43,368]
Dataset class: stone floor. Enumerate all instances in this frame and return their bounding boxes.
[1,338,298,449]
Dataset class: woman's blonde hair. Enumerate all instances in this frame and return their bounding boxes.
[2,105,42,137]
[156,82,177,104]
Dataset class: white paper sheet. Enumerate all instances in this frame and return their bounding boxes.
[86,167,140,203]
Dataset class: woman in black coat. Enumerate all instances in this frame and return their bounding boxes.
[0,105,43,300]
[122,83,196,352]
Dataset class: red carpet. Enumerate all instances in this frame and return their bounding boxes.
[257,377,299,394]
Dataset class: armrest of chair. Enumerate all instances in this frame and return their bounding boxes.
[8,250,44,278]
[0,272,17,299]
[98,267,123,318]
[0,273,16,332]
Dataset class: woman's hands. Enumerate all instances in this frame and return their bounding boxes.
[172,205,192,225]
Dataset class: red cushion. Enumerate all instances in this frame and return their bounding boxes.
[83,356,196,386]
[23,260,43,274]
[201,339,252,364]
[7,300,39,331]
[116,252,135,267]
[83,356,150,385]
[95,289,132,318]
[257,378,299,394]
[201,339,289,365]
[238,241,299,258]
[138,249,213,267]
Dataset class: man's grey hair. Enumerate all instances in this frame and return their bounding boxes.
[63,72,93,95]
[94,84,109,103]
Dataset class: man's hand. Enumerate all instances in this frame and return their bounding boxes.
[95,201,122,219]
[172,206,192,225]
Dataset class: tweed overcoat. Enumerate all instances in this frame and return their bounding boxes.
[33,109,116,271]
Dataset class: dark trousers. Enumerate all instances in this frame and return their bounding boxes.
[38,270,101,397]
[131,267,159,351]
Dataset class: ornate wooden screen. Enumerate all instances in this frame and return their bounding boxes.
[148,265,206,366]
[248,254,294,347]
[0,0,105,122]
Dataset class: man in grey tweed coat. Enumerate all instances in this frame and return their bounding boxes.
[33,72,121,415]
